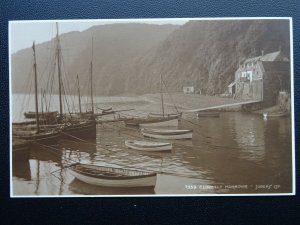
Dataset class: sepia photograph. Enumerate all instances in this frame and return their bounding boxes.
[9,18,294,196]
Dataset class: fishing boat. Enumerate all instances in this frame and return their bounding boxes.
[12,41,60,146]
[68,163,157,188]
[125,140,172,151]
[197,112,220,118]
[53,23,96,140]
[141,128,193,140]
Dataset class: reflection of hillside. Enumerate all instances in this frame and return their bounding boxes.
[178,113,291,192]
[263,117,292,192]
[233,113,266,163]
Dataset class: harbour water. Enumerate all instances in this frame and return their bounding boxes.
[11,94,293,195]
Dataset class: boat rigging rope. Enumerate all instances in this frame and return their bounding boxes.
[162,78,180,114]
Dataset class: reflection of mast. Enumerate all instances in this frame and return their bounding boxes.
[34,160,40,194]
[32,41,40,133]
[76,74,82,114]
[90,37,94,114]
[56,22,63,121]
[58,164,64,195]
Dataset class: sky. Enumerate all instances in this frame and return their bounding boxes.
[10,19,189,54]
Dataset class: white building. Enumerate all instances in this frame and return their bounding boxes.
[183,86,194,94]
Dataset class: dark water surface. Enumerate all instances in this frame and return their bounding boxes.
[12,110,292,196]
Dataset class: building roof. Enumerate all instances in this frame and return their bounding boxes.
[244,51,289,64]
[260,61,290,73]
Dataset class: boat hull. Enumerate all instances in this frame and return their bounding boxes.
[62,120,96,140]
[148,113,181,119]
[142,129,193,140]
[125,140,172,151]
[197,112,220,117]
[13,131,60,146]
[68,164,157,188]
[263,112,289,118]
[125,116,178,127]
[139,118,178,128]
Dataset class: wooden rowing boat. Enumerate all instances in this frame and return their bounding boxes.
[263,111,289,118]
[147,113,181,119]
[125,140,172,151]
[125,116,178,127]
[68,163,157,188]
[139,118,178,128]
[197,112,220,117]
[141,128,193,139]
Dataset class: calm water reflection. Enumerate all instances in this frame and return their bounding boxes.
[12,112,292,195]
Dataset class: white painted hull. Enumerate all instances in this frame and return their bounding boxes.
[139,118,178,128]
[142,130,193,140]
[125,140,172,151]
[148,113,181,118]
[68,164,157,188]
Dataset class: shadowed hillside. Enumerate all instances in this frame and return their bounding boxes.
[11,23,179,95]
[131,20,290,95]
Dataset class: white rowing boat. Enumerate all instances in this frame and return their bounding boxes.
[141,128,193,139]
[68,163,157,188]
[125,140,172,151]
[139,118,178,128]
[147,113,181,119]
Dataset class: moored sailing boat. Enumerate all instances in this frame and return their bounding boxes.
[12,41,60,146]
[52,23,96,140]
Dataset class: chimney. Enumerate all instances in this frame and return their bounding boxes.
[279,45,282,52]
[261,50,264,56]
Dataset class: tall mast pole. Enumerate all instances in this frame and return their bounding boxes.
[160,73,164,116]
[90,37,94,114]
[56,22,63,121]
[41,88,44,116]
[77,74,82,114]
[32,41,40,133]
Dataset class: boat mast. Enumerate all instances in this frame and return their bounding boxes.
[76,74,82,114]
[32,41,40,133]
[90,37,94,114]
[56,22,63,121]
[160,73,165,116]
[41,88,44,116]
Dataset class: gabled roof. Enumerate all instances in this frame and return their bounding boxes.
[244,51,289,64]
[260,61,290,73]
